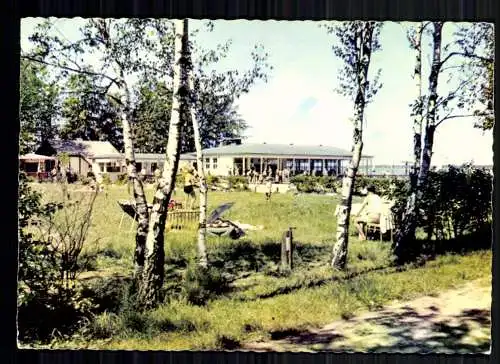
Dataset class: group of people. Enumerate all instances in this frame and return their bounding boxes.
[232,167,292,184]
[234,167,341,184]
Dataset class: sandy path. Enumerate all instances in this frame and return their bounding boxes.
[244,279,491,354]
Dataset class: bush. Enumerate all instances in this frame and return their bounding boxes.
[289,175,342,193]
[101,173,112,185]
[78,174,92,185]
[17,172,98,343]
[181,263,231,305]
[288,175,403,195]
[227,176,248,191]
[206,174,219,187]
[391,164,492,247]
[115,173,128,185]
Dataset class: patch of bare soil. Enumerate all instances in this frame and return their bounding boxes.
[244,279,491,354]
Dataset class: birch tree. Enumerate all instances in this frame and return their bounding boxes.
[393,22,442,264]
[24,18,173,278]
[325,21,383,270]
[392,22,426,261]
[185,39,209,268]
[138,19,188,307]
[393,21,493,263]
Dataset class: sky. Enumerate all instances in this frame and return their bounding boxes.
[20,18,494,165]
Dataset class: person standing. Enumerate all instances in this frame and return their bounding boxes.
[183,164,198,209]
[153,167,161,182]
[265,176,273,201]
[51,166,58,183]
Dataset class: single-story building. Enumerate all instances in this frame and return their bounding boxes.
[135,152,196,175]
[200,143,374,177]
[31,139,375,181]
[36,139,125,182]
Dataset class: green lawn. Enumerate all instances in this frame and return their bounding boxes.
[29,183,492,350]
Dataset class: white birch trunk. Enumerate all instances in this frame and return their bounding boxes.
[331,141,363,269]
[188,73,209,268]
[418,23,442,188]
[139,19,187,307]
[394,22,442,263]
[121,91,150,280]
[331,23,374,270]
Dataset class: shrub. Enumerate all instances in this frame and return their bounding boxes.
[17,173,98,343]
[289,175,320,193]
[87,312,122,339]
[181,262,231,305]
[101,173,112,185]
[391,164,492,253]
[206,174,219,187]
[78,174,92,185]
[227,176,248,191]
[115,173,128,185]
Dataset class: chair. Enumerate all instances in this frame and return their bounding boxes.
[364,206,395,242]
[117,200,153,232]
[365,222,386,242]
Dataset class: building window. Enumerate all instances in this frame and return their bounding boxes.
[106,162,121,173]
[296,159,308,172]
[313,160,323,171]
[212,158,218,170]
[99,163,105,172]
[205,158,210,170]
[325,160,336,169]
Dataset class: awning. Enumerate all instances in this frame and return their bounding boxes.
[19,153,57,163]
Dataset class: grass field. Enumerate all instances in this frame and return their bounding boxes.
[28,183,492,351]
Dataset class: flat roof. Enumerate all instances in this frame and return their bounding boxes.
[202,143,373,158]
[135,152,196,161]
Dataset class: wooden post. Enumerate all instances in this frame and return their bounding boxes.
[281,227,295,271]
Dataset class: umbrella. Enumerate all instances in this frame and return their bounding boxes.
[207,202,235,225]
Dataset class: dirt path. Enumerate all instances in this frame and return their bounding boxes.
[244,279,491,354]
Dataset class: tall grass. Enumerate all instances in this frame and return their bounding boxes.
[29,183,491,350]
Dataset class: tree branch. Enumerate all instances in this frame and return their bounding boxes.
[21,54,122,89]
[440,51,493,68]
[435,112,493,128]
[420,76,475,120]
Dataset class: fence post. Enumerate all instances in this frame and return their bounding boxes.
[281,226,295,271]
